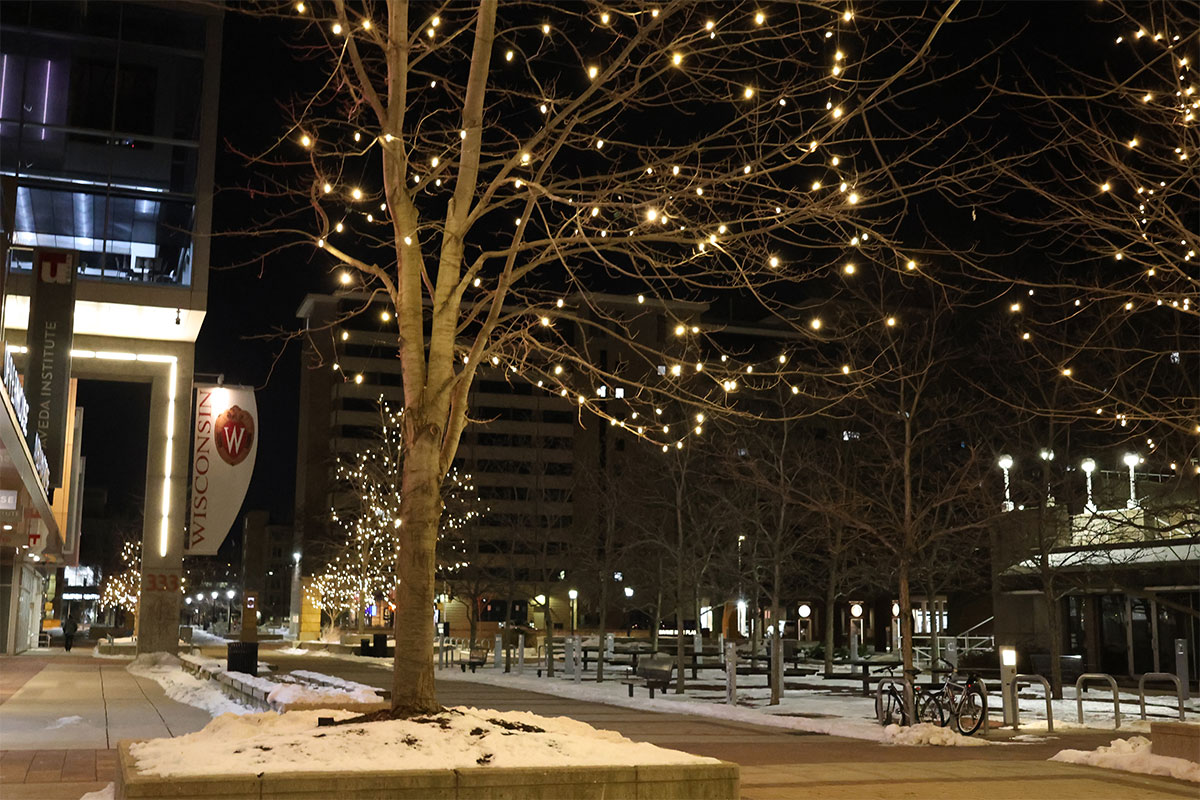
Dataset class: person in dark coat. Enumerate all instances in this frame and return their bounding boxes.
[63,617,78,652]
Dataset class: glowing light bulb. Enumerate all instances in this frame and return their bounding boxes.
[300,134,312,148]
[810,318,822,330]
[744,87,755,99]
[505,50,514,62]
[886,317,896,327]
[332,23,342,34]
[351,187,363,200]
[755,12,765,24]
[906,260,916,270]
[769,256,779,268]
[672,52,683,66]
[588,66,599,79]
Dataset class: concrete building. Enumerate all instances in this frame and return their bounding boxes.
[0,1,222,653]
[291,289,815,643]
[993,462,1199,684]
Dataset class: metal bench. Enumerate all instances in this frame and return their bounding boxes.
[620,654,675,699]
[461,647,489,673]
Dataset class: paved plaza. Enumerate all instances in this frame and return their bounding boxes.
[0,649,1194,799]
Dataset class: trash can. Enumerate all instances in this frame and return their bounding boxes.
[227,642,259,677]
[360,638,372,656]
[373,633,388,657]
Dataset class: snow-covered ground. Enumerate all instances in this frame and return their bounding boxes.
[127,653,251,717]
[128,707,718,777]
[429,657,1191,742]
[1052,735,1200,782]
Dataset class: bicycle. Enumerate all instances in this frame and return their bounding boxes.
[874,666,924,726]
[917,658,987,735]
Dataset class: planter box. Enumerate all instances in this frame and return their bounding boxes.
[1151,721,1200,763]
[116,742,738,800]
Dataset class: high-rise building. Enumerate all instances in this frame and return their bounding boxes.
[292,289,799,639]
[0,1,222,653]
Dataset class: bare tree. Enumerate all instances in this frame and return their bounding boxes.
[242,0,998,713]
[972,0,1198,435]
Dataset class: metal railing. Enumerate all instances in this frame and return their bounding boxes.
[1138,673,1185,721]
[1076,673,1121,728]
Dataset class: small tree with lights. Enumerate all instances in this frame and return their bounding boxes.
[99,536,142,629]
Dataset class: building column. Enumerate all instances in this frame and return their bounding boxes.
[137,353,193,654]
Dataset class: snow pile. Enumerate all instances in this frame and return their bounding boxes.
[80,785,114,800]
[290,670,377,694]
[266,682,381,706]
[1051,735,1200,783]
[129,707,718,777]
[128,653,251,717]
[279,647,309,655]
[883,723,988,747]
[188,629,229,646]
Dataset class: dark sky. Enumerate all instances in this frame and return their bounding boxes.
[76,1,1117,563]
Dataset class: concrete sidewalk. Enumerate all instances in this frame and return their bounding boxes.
[0,653,212,799]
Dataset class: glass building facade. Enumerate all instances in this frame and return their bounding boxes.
[1,1,211,286]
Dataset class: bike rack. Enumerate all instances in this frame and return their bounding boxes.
[1011,673,1054,732]
[1138,673,1185,721]
[875,676,915,726]
[1076,673,1121,729]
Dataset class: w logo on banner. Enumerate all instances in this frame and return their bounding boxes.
[215,405,255,466]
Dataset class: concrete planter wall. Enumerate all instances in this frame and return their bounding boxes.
[1151,721,1200,763]
[117,742,739,800]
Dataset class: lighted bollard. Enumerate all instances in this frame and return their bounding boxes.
[517,633,525,674]
[999,646,1018,727]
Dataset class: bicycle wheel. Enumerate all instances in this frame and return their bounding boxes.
[876,688,900,725]
[918,692,947,726]
[955,686,985,735]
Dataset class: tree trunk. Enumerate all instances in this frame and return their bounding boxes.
[596,573,609,682]
[543,599,555,678]
[391,437,441,714]
[467,604,478,651]
[823,571,837,678]
[1045,584,1064,699]
[898,558,914,724]
[770,567,783,705]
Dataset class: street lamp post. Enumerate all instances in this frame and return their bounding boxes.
[225,589,236,631]
[289,550,302,640]
[1081,458,1097,512]
[1124,452,1140,509]
[567,589,578,639]
[998,455,1014,512]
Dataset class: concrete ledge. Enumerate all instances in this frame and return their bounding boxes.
[1151,721,1200,763]
[117,741,738,799]
[177,656,385,713]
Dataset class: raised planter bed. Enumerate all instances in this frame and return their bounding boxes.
[115,742,739,799]
[1152,721,1200,763]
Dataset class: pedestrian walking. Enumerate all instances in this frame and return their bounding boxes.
[63,616,78,652]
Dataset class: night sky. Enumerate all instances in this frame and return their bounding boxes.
[75,2,1134,564]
